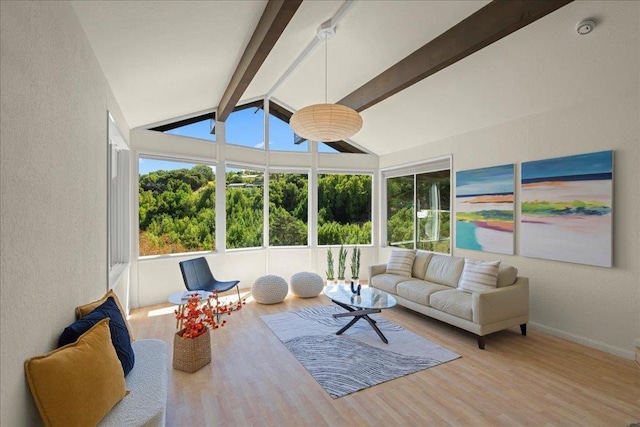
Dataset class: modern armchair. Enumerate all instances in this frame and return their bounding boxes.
[178,257,241,301]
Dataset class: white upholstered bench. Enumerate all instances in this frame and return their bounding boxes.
[100,339,168,427]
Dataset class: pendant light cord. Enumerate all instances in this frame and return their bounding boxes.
[324,35,328,104]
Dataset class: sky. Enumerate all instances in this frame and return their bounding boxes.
[166,109,337,150]
[143,108,338,174]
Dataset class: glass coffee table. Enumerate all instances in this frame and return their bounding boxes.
[323,285,397,343]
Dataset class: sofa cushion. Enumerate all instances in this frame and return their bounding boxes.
[25,319,127,427]
[497,264,518,287]
[458,259,500,293]
[424,255,464,288]
[369,273,409,294]
[386,249,416,277]
[396,280,450,306]
[429,289,473,321]
[412,251,433,280]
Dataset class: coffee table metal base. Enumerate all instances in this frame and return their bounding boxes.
[331,300,389,344]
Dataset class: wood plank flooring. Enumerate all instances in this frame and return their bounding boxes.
[129,291,640,427]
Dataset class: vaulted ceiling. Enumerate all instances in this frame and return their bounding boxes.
[71,1,639,156]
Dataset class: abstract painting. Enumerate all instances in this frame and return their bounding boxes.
[456,164,514,254]
[521,150,613,267]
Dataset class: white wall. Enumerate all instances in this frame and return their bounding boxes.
[133,247,377,308]
[379,92,640,359]
[0,2,129,424]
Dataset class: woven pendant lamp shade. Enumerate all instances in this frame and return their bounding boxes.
[290,103,362,142]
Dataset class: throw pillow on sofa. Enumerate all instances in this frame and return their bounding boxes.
[59,296,135,376]
[458,259,500,293]
[386,249,416,277]
[25,319,127,427]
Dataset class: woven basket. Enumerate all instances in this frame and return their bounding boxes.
[172,328,211,373]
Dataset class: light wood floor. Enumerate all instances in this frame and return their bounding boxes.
[129,291,640,427]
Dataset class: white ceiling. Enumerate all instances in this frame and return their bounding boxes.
[71,0,639,156]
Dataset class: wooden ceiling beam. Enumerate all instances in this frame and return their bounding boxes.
[338,0,573,112]
[217,0,302,122]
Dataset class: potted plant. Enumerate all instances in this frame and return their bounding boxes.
[350,245,361,285]
[337,245,348,285]
[326,248,336,285]
[173,290,244,373]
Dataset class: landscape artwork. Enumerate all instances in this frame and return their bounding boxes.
[456,164,514,254]
[521,150,613,267]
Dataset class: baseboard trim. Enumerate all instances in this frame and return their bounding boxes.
[529,322,635,360]
[635,338,640,349]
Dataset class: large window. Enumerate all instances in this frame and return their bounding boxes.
[108,113,130,286]
[226,166,264,249]
[318,142,339,153]
[227,103,264,149]
[148,99,367,153]
[385,162,450,253]
[268,102,308,152]
[317,173,372,245]
[138,157,216,256]
[269,172,308,246]
[150,112,217,142]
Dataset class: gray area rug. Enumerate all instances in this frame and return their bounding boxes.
[261,305,460,398]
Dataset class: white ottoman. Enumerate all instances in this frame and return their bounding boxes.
[252,275,288,304]
[290,272,324,298]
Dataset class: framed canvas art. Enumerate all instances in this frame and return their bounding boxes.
[456,164,514,255]
[520,150,613,267]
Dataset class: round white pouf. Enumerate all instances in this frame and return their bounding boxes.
[290,272,324,298]
[252,275,288,304]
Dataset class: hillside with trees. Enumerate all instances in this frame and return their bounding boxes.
[139,166,371,256]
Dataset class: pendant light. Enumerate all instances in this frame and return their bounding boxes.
[290,24,362,142]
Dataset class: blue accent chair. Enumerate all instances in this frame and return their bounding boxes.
[178,257,240,301]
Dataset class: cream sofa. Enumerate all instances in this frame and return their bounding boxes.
[369,250,529,349]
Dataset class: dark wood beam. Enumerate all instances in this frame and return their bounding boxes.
[217,0,303,122]
[338,0,573,112]
[149,112,214,133]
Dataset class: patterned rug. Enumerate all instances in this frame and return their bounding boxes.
[261,305,460,398]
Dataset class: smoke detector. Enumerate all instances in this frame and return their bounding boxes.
[576,19,595,35]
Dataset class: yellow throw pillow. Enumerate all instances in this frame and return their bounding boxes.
[76,289,134,341]
[24,318,127,427]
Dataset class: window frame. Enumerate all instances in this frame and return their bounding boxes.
[107,113,131,288]
[146,97,366,153]
[316,169,375,247]
[136,152,218,259]
[224,162,266,251]
[381,155,452,253]
[267,167,311,248]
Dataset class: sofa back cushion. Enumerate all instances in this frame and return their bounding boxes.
[386,249,416,277]
[497,264,518,287]
[412,251,433,280]
[424,254,464,287]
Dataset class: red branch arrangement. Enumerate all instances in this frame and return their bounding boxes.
[175,290,245,339]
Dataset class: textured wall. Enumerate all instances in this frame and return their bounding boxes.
[379,92,640,358]
[0,2,128,424]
